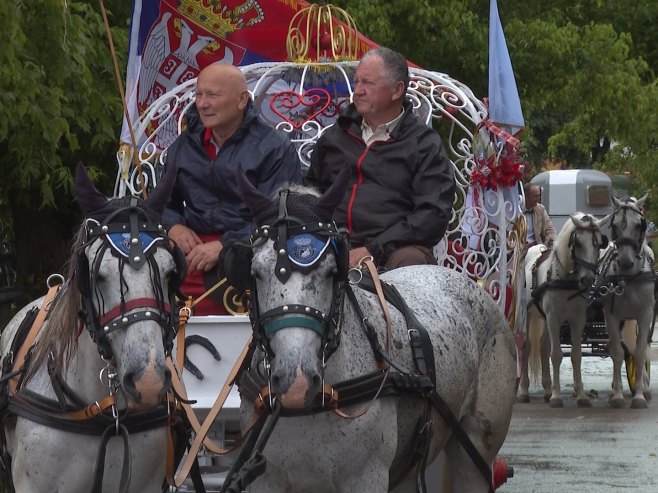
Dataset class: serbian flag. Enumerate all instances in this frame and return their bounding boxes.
[488,0,524,134]
[120,0,378,147]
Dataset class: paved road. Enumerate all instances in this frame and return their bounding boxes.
[498,346,658,493]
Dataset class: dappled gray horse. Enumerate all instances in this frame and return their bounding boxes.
[528,213,610,408]
[597,195,655,408]
[0,164,183,492]
[227,174,516,493]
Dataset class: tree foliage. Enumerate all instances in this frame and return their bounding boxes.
[0,0,129,297]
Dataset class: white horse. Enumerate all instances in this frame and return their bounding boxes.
[0,164,182,492]
[597,195,654,408]
[523,213,611,408]
[224,175,517,493]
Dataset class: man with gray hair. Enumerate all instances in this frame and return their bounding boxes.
[306,47,455,269]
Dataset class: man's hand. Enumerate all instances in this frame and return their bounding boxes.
[187,241,224,273]
[168,224,202,254]
[348,246,372,268]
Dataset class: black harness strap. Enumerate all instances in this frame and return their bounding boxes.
[91,423,131,493]
[220,404,280,493]
[355,274,494,493]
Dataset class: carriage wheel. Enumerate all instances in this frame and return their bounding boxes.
[625,353,651,394]
[621,320,651,393]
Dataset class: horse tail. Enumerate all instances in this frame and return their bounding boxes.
[527,308,544,385]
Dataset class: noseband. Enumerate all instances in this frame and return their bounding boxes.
[76,199,181,361]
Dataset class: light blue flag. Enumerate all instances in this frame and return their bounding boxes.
[488,0,524,132]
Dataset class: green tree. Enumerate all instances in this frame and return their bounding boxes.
[0,0,129,298]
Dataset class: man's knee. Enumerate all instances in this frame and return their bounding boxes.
[385,245,437,270]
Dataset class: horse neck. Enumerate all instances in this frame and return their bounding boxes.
[326,288,390,380]
[551,240,574,278]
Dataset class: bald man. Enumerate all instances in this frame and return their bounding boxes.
[163,63,301,314]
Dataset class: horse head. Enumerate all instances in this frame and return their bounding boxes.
[556,212,610,289]
[232,169,349,409]
[73,163,184,410]
[610,194,649,271]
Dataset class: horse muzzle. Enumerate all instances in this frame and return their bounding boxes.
[272,364,322,409]
[122,358,172,410]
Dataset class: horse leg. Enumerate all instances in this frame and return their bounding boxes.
[517,341,531,403]
[435,419,500,493]
[606,316,626,408]
[630,315,652,409]
[517,317,532,403]
[569,322,591,408]
[539,321,552,402]
[518,307,541,403]
[545,316,564,407]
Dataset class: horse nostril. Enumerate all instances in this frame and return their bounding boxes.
[310,373,321,389]
[271,374,280,391]
[163,367,172,389]
[122,372,142,403]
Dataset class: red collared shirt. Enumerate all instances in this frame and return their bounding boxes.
[203,127,219,159]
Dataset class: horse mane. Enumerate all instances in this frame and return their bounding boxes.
[257,184,323,225]
[551,212,598,261]
[25,223,86,381]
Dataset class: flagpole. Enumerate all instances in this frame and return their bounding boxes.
[98,0,147,199]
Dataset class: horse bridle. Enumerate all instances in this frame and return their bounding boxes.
[610,203,647,256]
[76,199,185,361]
[247,188,349,365]
[564,217,607,275]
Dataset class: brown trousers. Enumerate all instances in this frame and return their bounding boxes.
[384,245,437,270]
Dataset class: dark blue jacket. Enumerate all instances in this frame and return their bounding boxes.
[163,101,301,244]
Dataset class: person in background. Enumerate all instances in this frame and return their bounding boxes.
[306,47,455,270]
[523,183,556,248]
[163,63,301,314]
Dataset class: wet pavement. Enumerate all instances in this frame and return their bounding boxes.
[498,345,658,492]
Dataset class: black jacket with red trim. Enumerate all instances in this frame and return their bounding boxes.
[306,101,455,265]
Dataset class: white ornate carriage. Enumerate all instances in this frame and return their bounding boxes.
[115,54,525,492]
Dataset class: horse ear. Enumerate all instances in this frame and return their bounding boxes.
[570,214,585,229]
[74,161,109,216]
[236,170,276,226]
[611,195,621,208]
[146,165,177,217]
[635,193,649,210]
[314,165,350,221]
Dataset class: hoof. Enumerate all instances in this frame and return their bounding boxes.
[543,394,551,403]
[549,398,563,408]
[517,394,530,403]
[576,398,592,408]
[610,397,626,409]
[631,398,648,409]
